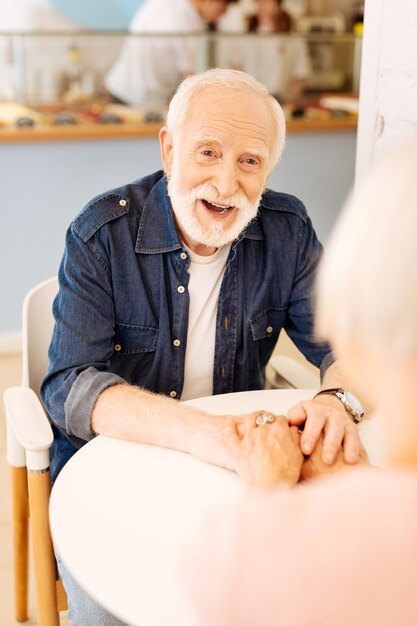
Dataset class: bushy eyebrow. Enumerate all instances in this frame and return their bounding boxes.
[192,135,223,150]
[193,135,268,162]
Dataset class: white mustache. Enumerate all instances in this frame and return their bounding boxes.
[189,183,252,211]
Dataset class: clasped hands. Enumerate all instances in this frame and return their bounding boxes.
[227,398,369,488]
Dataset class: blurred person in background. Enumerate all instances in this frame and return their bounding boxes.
[0,0,80,103]
[247,0,293,32]
[243,0,310,101]
[105,0,241,110]
[185,138,417,626]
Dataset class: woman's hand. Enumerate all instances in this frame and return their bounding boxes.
[300,435,370,482]
[227,412,304,489]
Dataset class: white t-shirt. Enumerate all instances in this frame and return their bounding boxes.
[181,244,231,402]
[105,0,205,107]
[241,34,310,97]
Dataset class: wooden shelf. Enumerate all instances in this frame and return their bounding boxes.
[0,116,357,144]
[0,122,163,143]
[286,116,357,133]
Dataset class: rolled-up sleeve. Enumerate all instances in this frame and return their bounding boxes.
[41,221,125,446]
[64,367,124,441]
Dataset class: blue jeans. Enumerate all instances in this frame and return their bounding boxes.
[57,557,129,626]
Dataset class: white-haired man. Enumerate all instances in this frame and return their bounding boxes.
[42,68,365,625]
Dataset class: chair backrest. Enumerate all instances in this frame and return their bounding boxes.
[22,277,58,396]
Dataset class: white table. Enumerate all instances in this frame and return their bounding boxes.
[49,388,382,626]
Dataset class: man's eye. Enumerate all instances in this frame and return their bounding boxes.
[243,157,260,167]
[201,149,215,157]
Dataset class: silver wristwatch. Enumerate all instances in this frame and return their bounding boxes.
[314,388,364,423]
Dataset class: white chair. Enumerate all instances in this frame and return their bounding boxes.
[266,354,320,390]
[3,277,317,626]
[3,276,67,626]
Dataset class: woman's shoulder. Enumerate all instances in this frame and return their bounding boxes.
[200,469,417,626]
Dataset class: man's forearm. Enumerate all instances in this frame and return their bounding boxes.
[321,358,349,389]
[320,359,372,415]
[91,383,235,469]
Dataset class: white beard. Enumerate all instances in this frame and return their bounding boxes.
[167,168,262,249]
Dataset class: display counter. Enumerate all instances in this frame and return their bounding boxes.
[0,30,360,144]
[0,30,359,338]
[0,115,357,143]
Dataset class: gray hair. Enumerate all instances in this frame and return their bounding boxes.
[166,68,286,170]
[316,138,417,357]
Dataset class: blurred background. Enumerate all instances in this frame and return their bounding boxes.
[0,0,364,341]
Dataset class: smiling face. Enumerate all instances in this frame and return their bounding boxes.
[160,86,274,254]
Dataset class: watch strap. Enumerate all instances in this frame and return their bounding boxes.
[313,388,364,423]
[314,388,345,398]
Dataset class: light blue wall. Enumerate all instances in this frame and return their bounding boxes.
[50,0,143,30]
[0,131,356,333]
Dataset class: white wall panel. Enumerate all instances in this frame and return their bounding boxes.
[356,0,417,180]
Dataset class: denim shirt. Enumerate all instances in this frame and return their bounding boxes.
[41,171,332,479]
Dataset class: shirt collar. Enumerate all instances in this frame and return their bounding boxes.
[135,175,265,254]
[135,175,182,254]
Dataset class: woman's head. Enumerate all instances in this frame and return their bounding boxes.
[316,139,417,404]
[190,0,237,23]
[256,0,283,20]
[248,0,292,32]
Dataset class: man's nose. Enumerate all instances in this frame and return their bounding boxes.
[212,161,239,199]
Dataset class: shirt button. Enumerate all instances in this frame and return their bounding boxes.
[114,343,122,351]
[180,252,187,260]
[169,390,177,398]
[266,326,273,334]
[173,338,181,347]
[119,198,127,207]
[177,285,185,294]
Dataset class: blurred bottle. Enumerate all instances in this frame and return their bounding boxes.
[352,0,364,35]
[65,44,82,94]
[63,43,96,103]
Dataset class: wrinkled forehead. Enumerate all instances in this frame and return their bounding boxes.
[183,86,274,146]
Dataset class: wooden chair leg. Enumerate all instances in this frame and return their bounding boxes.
[11,465,29,622]
[56,579,68,612]
[27,469,60,626]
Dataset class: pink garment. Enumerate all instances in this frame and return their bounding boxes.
[185,468,417,626]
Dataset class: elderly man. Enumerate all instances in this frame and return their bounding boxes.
[105,0,242,108]
[42,68,364,625]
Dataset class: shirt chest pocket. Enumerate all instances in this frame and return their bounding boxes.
[249,308,287,341]
[113,323,158,354]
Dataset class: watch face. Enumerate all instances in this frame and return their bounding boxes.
[345,391,364,415]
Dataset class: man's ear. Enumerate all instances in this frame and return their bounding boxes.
[159,126,174,176]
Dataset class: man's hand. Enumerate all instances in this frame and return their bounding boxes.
[300,435,370,482]
[287,395,362,466]
[227,412,304,489]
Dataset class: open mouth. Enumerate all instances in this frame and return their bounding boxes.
[201,199,235,215]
